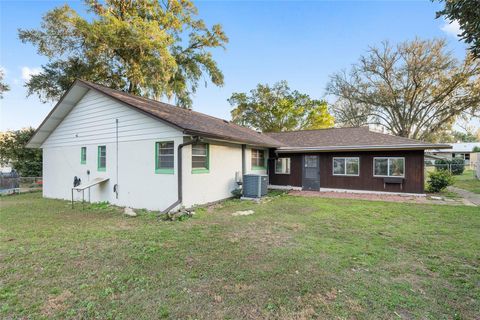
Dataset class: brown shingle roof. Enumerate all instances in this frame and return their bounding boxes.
[265,127,448,151]
[78,80,284,147]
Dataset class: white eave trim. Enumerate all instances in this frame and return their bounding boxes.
[275,144,452,153]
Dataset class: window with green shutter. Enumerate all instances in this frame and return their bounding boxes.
[97,146,106,171]
[192,143,209,173]
[81,147,87,164]
[251,149,266,169]
[155,141,174,174]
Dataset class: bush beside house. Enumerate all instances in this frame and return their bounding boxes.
[426,170,454,193]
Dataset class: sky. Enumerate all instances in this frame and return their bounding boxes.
[0,0,476,132]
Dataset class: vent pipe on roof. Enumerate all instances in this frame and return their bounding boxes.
[162,136,199,213]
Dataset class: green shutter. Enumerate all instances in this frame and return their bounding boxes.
[155,141,174,174]
[80,147,86,164]
[97,146,106,171]
[192,143,210,174]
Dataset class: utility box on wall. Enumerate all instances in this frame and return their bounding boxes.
[243,174,268,198]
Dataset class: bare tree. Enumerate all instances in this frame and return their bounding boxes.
[326,38,480,141]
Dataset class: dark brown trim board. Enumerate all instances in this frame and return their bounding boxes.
[269,150,425,194]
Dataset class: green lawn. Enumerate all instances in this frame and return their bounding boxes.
[1,192,479,319]
[453,169,480,194]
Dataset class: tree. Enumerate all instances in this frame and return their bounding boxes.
[0,128,42,177]
[326,38,480,141]
[18,0,228,108]
[0,68,9,98]
[435,0,480,59]
[452,130,478,142]
[229,81,334,132]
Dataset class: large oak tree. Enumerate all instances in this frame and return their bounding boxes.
[327,38,480,141]
[229,81,334,132]
[18,0,228,108]
[435,0,480,59]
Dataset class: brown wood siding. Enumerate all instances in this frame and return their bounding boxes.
[269,150,425,193]
[268,151,303,187]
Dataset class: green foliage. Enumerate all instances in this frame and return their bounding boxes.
[18,0,228,108]
[0,69,9,98]
[452,131,479,143]
[0,128,42,176]
[434,158,465,175]
[229,81,334,132]
[472,146,480,152]
[231,188,242,198]
[88,201,110,210]
[327,38,480,141]
[435,0,480,59]
[450,158,466,175]
[426,170,454,193]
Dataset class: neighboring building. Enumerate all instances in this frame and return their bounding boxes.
[27,80,450,211]
[428,142,480,167]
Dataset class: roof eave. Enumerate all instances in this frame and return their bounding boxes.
[183,129,283,148]
[276,144,452,153]
[26,79,89,148]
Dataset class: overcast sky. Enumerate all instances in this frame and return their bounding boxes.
[1,0,477,132]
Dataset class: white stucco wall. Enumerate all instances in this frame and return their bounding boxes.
[41,89,271,211]
[42,89,184,211]
[181,142,269,208]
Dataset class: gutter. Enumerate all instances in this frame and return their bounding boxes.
[275,143,452,153]
[162,136,200,213]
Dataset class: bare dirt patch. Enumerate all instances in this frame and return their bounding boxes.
[226,222,291,247]
[289,190,472,206]
[41,290,73,317]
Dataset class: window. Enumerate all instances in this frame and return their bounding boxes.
[97,146,106,171]
[155,141,174,174]
[333,157,359,176]
[80,147,87,164]
[275,158,291,174]
[192,143,209,173]
[374,157,404,177]
[251,149,266,169]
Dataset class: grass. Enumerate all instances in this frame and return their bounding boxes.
[1,192,479,319]
[453,169,480,194]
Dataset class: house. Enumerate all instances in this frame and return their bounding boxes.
[428,142,480,168]
[27,80,450,211]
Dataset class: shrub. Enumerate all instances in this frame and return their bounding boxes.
[450,158,465,175]
[231,188,242,198]
[434,159,449,171]
[426,170,454,193]
[434,158,465,175]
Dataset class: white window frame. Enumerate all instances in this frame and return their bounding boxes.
[373,157,405,178]
[275,157,291,175]
[332,157,360,176]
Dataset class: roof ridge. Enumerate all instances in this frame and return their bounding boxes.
[79,80,276,137]
[77,79,283,146]
[265,126,369,134]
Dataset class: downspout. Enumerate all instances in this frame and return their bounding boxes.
[162,136,199,213]
[241,144,246,176]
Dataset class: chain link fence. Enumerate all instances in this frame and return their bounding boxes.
[0,175,42,195]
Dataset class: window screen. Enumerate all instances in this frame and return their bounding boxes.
[192,143,209,170]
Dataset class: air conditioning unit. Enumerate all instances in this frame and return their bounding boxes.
[242,174,268,198]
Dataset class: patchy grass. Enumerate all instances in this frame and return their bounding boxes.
[1,192,479,319]
[453,170,480,194]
